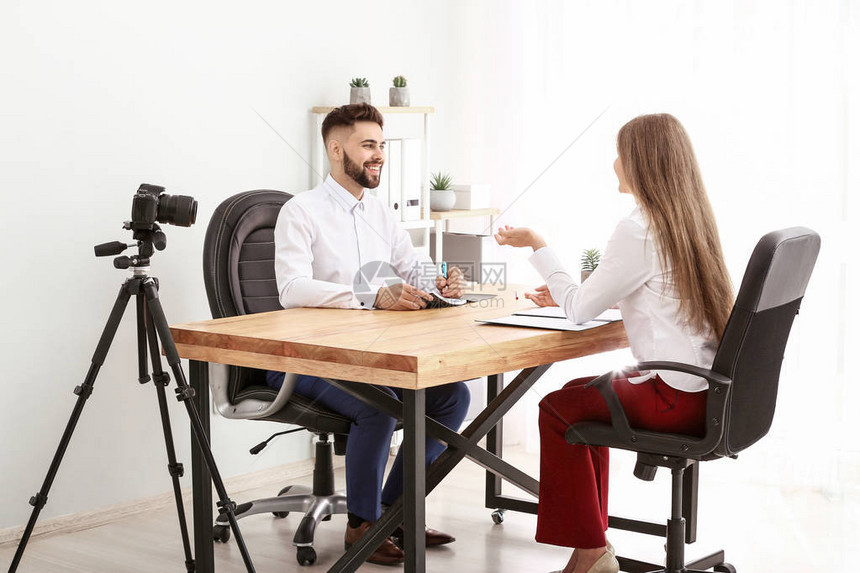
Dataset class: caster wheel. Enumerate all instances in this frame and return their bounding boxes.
[491,509,505,524]
[296,546,317,566]
[714,564,736,573]
[213,524,231,543]
[273,486,293,518]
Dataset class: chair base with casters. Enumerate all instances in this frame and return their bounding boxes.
[608,455,735,573]
[212,433,348,566]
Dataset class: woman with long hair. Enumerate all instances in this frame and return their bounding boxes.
[495,114,734,573]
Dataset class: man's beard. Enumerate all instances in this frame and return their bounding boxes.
[343,150,381,189]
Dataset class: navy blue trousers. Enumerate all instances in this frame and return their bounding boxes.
[267,371,470,522]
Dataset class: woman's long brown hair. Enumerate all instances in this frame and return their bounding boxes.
[617,114,734,338]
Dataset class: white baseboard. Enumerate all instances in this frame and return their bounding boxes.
[0,456,342,546]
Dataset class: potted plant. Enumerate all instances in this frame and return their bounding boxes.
[389,75,410,107]
[580,248,601,282]
[349,77,371,104]
[429,171,456,211]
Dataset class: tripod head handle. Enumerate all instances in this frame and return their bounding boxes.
[94,241,135,257]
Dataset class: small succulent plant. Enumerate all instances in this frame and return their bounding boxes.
[429,171,453,190]
[392,75,407,88]
[349,77,370,88]
[581,248,601,271]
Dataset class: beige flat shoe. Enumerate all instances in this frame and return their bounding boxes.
[586,550,619,573]
[548,548,618,573]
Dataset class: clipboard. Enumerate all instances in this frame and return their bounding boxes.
[513,307,622,322]
[477,308,622,331]
[476,315,610,331]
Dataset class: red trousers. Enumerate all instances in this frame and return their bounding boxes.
[535,375,707,549]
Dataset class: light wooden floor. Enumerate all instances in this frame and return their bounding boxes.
[2,447,856,572]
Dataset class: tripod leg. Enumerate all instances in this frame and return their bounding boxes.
[9,283,133,572]
[141,297,196,572]
[142,278,256,573]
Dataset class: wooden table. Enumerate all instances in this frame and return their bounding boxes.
[170,286,628,573]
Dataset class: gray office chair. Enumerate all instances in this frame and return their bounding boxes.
[202,189,352,566]
[566,227,820,573]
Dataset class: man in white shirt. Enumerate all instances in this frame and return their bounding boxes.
[266,104,470,565]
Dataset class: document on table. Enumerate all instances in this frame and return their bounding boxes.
[514,307,622,322]
[476,307,622,331]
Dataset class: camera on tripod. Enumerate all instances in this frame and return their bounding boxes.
[11,182,256,573]
[127,183,198,231]
[94,183,199,267]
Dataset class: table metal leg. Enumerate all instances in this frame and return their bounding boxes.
[402,389,427,573]
[190,360,214,573]
[484,373,540,515]
[325,366,548,573]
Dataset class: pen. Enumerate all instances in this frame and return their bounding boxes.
[441,261,447,279]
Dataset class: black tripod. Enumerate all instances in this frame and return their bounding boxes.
[9,229,256,572]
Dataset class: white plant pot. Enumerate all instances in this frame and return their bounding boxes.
[350,87,371,105]
[389,87,410,107]
[430,189,456,212]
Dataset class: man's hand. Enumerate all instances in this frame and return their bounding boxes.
[524,284,559,307]
[493,225,547,251]
[374,283,434,310]
[435,265,466,299]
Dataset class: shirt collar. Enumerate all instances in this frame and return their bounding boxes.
[325,174,366,213]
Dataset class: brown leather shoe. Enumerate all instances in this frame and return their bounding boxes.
[344,521,405,565]
[392,525,456,548]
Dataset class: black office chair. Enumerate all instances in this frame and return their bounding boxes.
[202,189,353,566]
[565,227,820,573]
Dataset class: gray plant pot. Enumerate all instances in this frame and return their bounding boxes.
[581,270,593,283]
[389,87,410,107]
[430,189,456,211]
[350,87,371,105]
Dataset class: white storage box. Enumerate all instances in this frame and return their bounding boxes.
[450,183,490,210]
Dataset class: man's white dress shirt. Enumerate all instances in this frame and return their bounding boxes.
[274,175,436,310]
[529,206,718,392]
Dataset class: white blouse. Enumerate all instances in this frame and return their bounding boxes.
[529,206,718,392]
[274,175,436,310]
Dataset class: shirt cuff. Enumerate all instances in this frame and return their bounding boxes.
[355,286,382,310]
[529,246,567,281]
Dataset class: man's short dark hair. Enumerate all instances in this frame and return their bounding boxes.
[321,103,384,143]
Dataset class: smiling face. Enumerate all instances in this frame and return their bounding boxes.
[327,121,385,196]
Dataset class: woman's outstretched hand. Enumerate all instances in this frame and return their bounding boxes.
[525,284,559,307]
[493,225,547,251]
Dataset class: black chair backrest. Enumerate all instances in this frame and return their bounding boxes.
[712,227,820,457]
[202,189,292,398]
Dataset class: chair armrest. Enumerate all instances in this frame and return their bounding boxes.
[583,371,634,438]
[210,363,298,420]
[567,362,733,458]
[621,361,731,389]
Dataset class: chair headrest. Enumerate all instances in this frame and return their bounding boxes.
[734,227,821,313]
[203,189,292,319]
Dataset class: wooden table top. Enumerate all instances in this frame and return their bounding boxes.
[170,286,628,389]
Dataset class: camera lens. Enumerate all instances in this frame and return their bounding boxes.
[157,194,198,227]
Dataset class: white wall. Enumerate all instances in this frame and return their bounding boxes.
[0,0,460,529]
[1,0,857,532]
